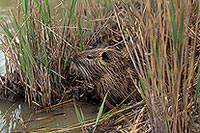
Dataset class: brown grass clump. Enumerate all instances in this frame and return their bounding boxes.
[0,0,199,132]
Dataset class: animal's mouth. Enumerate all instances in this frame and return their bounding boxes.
[69,61,80,76]
[69,61,92,83]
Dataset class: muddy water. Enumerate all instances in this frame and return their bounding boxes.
[0,100,97,132]
[0,1,97,132]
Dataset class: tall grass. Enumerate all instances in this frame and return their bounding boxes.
[0,0,199,132]
[1,0,112,109]
[122,0,200,132]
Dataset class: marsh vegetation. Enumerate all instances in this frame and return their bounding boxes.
[0,0,199,132]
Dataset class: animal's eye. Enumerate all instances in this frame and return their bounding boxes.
[86,55,93,59]
[101,51,109,61]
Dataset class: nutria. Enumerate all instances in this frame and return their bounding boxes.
[70,48,142,108]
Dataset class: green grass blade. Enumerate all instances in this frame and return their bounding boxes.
[78,18,83,50]
[117,88,141,110]
[96,92,108,125]
[22,40,32,79]
[169,0,177,48]
[19,45,25,73]
[67,0,77,32]
[1,23,14,40]
[63,56,68,70]
[41,6,48,25]
[139,80,145,97]
[80,108,85,122]
[179,1,184,46]
[11,10,22,40]
[45,0,51,18]
[35,0,39,6]
[164,117,169,133]
[29,17,35,39]
[104,0,111,17]
[177,1,184,64]
[42,42,48,67]
[74,103,82,123]
[24,36,35,64]
[21,0,28,15]
[11,10,19,30]
[86,1,91,38]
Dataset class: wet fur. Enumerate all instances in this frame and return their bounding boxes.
[70,48,142,108]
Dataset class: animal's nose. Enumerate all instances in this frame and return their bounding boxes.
[69,56,73,62]
[71,54,81,61]
[69,53,77,61]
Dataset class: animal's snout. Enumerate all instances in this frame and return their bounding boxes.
[69,53,81,63]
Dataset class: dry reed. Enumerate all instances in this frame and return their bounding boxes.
[0,0,199,132]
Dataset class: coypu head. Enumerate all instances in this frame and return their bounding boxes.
[70,48,128,83]
[70,48,142,107]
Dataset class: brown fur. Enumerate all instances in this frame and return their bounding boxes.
[70,48,142,108]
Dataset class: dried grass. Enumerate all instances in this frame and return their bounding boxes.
[0,0,199,132]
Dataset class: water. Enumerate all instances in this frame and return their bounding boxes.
[0,0,14,75]
[0,51,5,75]
[0,100,97,132]
[0,1,97,132]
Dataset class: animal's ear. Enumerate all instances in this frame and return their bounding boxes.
[101,51,109,61]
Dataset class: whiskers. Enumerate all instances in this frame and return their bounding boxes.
[72,61,93,83]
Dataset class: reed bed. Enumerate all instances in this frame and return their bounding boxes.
[0,0,199,132]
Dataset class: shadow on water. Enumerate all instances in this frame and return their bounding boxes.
[0,1,97,132]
